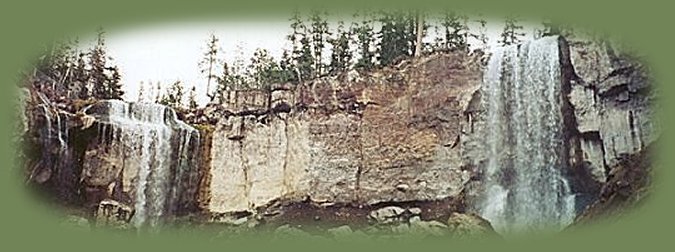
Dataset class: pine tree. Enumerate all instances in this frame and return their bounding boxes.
[287,10,314,82]
[436,11,470,52]
[296,33,314,81]
[278,49,298,83]
[470,16,489,51]
[199,33,220,100]
[500,16,526,46]
[351,12,376,70]
[137,81,146,102]
[159,80,185,109]
[246,48,280,90]
[89,28,124,100]
[328,21,352,75]
[214,62,232,103]
[188,85,198,110]
[377,11,413,66]
[230,44,250,90]
[106,66,124,99]
[308,9,330,77]
[73,51,90,99]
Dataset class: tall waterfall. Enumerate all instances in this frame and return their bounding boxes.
[477,37,576,234]
[85,100,200,229]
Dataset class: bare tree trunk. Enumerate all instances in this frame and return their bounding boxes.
[414,11,424,57]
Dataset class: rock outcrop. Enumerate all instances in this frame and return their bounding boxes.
[201,52,482,214]
[562,36,658,214]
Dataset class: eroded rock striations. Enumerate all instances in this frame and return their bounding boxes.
[201,52,481,215]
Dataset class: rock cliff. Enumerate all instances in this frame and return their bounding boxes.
[18,35,658,235]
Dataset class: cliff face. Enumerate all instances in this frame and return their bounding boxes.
[563,37,658,221]
[201,52,482,214]
[19,35,658,232]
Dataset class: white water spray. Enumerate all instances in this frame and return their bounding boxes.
[478,37,575,234]
[85,100,198,229]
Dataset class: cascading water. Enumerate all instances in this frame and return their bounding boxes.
[85,100,199,229]
[477,36,576,234]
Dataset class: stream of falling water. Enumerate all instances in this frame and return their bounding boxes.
[87,100,197,229]
[478,37,576,234]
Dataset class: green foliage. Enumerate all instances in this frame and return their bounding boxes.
[188,85,198,110]
[159,80,185,109]
[434,11,470,52]
[198,33,220,100]
[246,48,281,90]
[31,27,123,102]
[278,49,298,83]
[286,10,314,82]
[89,28,124,100]
[308,9,330,77]
[328,21,352,75]
[351,12,376,70]
[376,10,414,66]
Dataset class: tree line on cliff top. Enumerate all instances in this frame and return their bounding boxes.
[25,10,568,112]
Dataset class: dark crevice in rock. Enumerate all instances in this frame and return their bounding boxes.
[558,36,603,209]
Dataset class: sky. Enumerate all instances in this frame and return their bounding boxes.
[88,15,542,106]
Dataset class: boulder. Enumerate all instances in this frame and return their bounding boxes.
[95,199,134,228]
[446,213,496,238]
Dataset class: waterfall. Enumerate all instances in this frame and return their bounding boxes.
[84,100,199,229]
[477,37,575,234]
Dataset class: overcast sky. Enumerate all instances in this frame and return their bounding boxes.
[90,15,541,106]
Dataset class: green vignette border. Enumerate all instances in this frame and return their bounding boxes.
[0,0,671,250]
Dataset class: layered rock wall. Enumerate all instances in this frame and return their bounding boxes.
[203,53,482,214]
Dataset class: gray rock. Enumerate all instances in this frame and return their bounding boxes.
[369,206,406,224]
[409,220,448,237]
[95,199,134,229]
[446,213,496,238]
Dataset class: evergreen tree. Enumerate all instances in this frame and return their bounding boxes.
[188,85,198,110]
[500,16,525,46]
[214,62,232,103]
[137,81,146,102]
[376,11,413,66]
[73,51,90,99]
[246,48,280,90]
[298,31,315,81]
[351,11,376,70]
[328,21,352,75]
[198,33,220,100]
[436,11,470,52]
[278,49,298,83]
[308,9,330,77]
[89,28,124,100]
[106,66,124,99]
[470,16,489,51]
[230,44,250,89]
[287,10,314,82]
[159,80,185,109]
